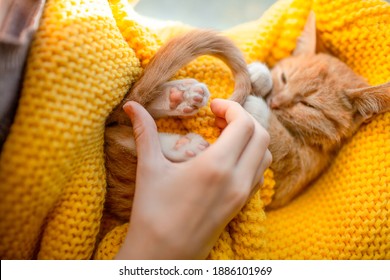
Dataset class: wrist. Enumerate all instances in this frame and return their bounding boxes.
[115,223,191,260]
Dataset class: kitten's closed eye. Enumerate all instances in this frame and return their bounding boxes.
[281,72,287,84]
[299,100,316,109]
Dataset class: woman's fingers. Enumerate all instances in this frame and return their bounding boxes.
[208,98,272,206]
[123,101,165,164]
[207,99,256,165]
[244,149,272,202]
[208,98,272,191]
[214,117,227,129]
[236,116,270,182]
[254,149,272,187]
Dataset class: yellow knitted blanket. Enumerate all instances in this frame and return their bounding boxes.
[0,0,389,259]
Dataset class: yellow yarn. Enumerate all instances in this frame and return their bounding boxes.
[0,0,141,259]
[0,0,389,260]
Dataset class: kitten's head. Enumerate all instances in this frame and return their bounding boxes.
[269,12,390,151]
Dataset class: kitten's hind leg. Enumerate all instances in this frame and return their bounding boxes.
[106,125,209,162]
[248,62,273,98]
[146,79,210,118]
[160,132,209,162]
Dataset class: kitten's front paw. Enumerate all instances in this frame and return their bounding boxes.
[162,133,209,162]
[166,79,210,115]
[248,62,273,97]
[243,95,270,129]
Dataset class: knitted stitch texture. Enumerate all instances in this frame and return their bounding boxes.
[1,0,389,259]
[0,0,141,259]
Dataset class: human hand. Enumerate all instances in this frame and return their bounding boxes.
[115,99,272,260]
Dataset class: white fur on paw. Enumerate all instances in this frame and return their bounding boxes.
[243,95,270,129]
[146,79,210,118]
[248,62,273,97]
[167,79,210,116]
[160,133,209,162]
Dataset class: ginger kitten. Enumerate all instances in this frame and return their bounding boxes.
[260,13,390,208]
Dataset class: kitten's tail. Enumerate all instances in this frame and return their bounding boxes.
[126,29,252,106]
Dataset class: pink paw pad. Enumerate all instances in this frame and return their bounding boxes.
[169,88,185,109]
[185,150,196,157]
[183,107,195,114]
[198,144,208,151]
[164,133,210,162]
[174,136,190,150]
[165,79,210,115]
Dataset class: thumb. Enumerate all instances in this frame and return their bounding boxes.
[123,101,164,162]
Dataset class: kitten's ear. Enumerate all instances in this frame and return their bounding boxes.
[346,82,390,121]
[293,11,316,56]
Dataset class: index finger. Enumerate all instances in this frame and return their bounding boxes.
[123,101,165,164]
[205,99,256,164]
